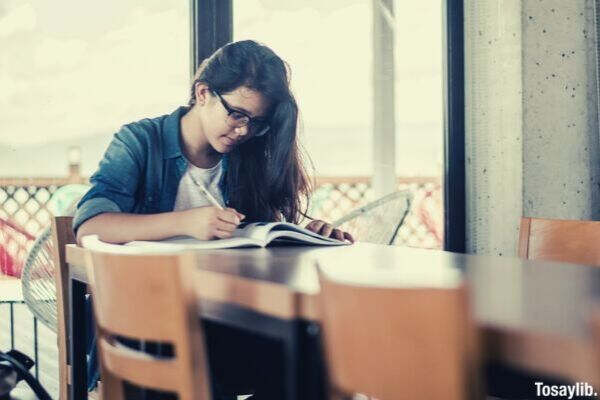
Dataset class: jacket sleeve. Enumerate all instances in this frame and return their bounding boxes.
[72,126,144,233]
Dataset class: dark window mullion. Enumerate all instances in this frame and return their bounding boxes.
[190,0,233,77]
[443,0,466,253]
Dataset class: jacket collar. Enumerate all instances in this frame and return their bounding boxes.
[162,106,189,159]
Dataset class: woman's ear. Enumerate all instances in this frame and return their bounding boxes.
[194,83,211,106]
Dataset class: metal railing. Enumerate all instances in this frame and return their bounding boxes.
[1,174,443,251]
[0,301,38,378]
[0,179,69,236]
[0,300,58,397]
[309,176,443,248]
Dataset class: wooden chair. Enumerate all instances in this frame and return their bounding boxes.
[518,217,600,265]
[590,308,600,390]
[51,216,77,400]
[84,250,211,400]
[317,263,481,400]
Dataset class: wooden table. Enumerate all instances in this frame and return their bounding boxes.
[65,242,600,399]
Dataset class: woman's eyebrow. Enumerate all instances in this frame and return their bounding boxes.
[227,101,266,119]
[230,104,252,115]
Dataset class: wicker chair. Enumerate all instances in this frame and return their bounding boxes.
[332,190,412,245]
[21,227,55,331]
[20,184,88,332]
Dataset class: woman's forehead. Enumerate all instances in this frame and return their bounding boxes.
[224,86,270,117]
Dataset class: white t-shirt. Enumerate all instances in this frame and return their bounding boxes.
[173,161,225,211]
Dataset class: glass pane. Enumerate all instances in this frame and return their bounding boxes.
[234,1,443,248]
[394,1,444,248]
[234,0,372,177]
[0,0,189,270]
[0,0,190,178]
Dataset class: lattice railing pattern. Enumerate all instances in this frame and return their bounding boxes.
[0,185,59,236]
[308,177,443,249]
[0,178,74,277]
[0,175,443,252]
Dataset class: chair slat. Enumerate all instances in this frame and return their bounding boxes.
[518,217,600,266]
[86,250,211,400]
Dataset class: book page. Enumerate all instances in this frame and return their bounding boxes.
[127,235,263,250]
[268,230,346,246]
[232,222,274,242]
[81,235,175,254]
[268,222,342,242]
[235,221,346,245]
[81,234,263,253]
[255,221,346,245]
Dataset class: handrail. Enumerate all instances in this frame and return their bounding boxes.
[0,175,440,187]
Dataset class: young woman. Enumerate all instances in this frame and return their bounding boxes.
[75,40,353,399]
[74,39,353,244]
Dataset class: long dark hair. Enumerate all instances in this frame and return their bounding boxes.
[189,40,312,223]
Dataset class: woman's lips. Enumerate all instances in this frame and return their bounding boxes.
[221,136,236,146]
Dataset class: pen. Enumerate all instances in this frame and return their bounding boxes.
[188,175,224,210]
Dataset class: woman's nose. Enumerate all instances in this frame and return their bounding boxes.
[235,125,249,136]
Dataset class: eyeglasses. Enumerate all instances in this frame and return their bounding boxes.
[212,91,270,137]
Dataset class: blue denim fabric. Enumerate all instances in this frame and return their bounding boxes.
[73,106,229,234]
[75,106,229,392]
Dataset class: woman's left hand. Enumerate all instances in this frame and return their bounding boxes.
[305,220,355,243]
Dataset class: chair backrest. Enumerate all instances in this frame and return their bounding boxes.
[50,216,76,400]
[518,217,600,265]
[332,190,411,245]
[591,308,600,387]
[85,250,211,400]
[317,264,480,400]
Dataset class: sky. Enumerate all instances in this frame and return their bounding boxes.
[0,0,443,176]
[0,0,190,146]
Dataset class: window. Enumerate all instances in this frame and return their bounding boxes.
[0,0,190,177]
[234,0,443,247]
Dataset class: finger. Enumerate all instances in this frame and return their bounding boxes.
[218,209,241,225]
[214,218,238,231]
[215,219,238,233]
[343,231,355,243]
[321,223,334,237]
[306,220,325,233]
[332,228,345,241]
[226,207,245,221]
[213,229,233,239]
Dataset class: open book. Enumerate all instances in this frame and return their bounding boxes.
[123,221,348,251]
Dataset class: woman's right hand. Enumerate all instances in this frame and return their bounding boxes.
[179,206,245,240]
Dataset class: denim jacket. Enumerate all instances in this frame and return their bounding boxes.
[74,106,228,391]
[73,106,229,233]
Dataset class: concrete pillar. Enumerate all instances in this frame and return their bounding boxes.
[464,0,600,256]
[372,0,396,197]
[464,0,523,256]
[522,0,600,220]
